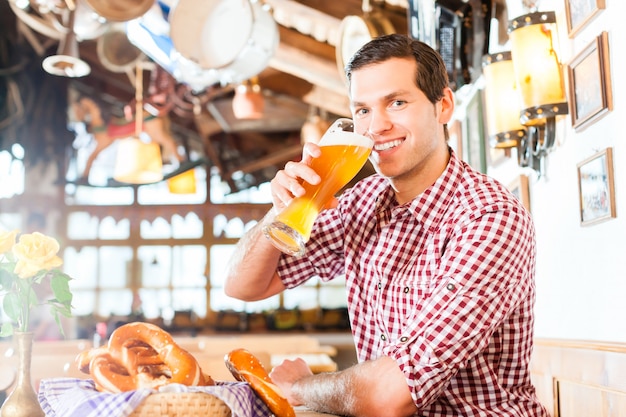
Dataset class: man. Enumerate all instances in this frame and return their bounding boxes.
[225,34,549,417]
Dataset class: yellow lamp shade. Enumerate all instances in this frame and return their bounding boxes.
[113,137,163,184]
[167,168,197,194]
[482,52,527,148]
[509,11,568,126]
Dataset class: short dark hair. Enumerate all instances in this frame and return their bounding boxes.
[345,34,449,105]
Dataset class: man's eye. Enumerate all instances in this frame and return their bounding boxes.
[392,100,406,107]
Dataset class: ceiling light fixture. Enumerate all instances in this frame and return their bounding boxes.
[113,63,164,184]
[42,7,91,78]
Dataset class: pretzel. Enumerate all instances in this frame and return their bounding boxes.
[225,348,295,417]
[90,352,169,392]
[76,346,109,374]
[77,322,214,392]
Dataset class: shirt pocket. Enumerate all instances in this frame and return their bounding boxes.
[377,264,436,339]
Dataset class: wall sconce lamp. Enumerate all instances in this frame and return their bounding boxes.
[483,11,568,175]
[482,51,527,152]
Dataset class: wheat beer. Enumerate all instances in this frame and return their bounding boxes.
[263,119,373,256]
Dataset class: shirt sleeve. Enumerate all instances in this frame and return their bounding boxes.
[381,202,536,408]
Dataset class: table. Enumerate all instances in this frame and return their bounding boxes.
[271,353,338,373]
[295,406,338,416]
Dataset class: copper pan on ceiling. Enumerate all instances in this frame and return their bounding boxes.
[85,0,153,21]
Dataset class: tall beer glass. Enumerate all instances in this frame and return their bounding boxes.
[263,118,373,256]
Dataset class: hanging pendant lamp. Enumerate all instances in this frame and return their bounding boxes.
[42,7,91,78]
[113,63,164,184]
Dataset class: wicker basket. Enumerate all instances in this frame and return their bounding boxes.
[129,392,232,417]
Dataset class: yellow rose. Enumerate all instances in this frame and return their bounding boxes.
[0,230,19,254]
[12,232,63,279]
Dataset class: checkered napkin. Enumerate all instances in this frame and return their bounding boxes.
[38,378,273,417]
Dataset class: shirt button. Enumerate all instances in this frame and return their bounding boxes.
[403,287,410,293]
[381,334,387,341]
[446,283,456,291]
[378,282,382,290]
[400,336,408,343]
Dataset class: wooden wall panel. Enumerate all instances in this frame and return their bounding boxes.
[530,339,626,417]
[557,379,626,417]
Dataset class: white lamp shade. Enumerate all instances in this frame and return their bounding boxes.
[42,8,91,78]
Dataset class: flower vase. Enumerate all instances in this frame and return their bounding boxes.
[0,332,44,417]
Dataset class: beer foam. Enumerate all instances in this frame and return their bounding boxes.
[319,130,374,148]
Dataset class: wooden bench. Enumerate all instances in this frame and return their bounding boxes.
[530,338,626,417]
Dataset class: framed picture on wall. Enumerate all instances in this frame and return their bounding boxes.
[564,0,605,37]
[577,147,616,226]
[567,31,612,132]
[508,175,531,213]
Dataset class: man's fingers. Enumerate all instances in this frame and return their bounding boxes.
[284,161,320,188]
[302,142,322,161]
[270,143,322,211]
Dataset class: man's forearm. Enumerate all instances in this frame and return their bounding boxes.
[291,357,417,417]
[293,371,357,416]
[225,211,284,300]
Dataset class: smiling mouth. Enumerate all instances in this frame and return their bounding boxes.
[374,139,404,152]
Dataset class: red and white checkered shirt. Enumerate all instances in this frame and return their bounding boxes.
[277,150,549,416]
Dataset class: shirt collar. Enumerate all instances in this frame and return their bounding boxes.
[380,147,464,231]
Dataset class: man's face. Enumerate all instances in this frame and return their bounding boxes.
[349,57,452,185]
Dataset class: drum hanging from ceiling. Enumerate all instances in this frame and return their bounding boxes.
[125,3,222,91]
[169,0,279,85]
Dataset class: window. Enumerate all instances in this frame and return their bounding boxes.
[2,164,348,327]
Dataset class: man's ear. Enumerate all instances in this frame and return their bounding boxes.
[438,87,455,124]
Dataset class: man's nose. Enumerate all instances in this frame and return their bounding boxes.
[365,112,392,138]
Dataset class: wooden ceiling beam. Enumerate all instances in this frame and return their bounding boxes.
[269,43,344,97]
